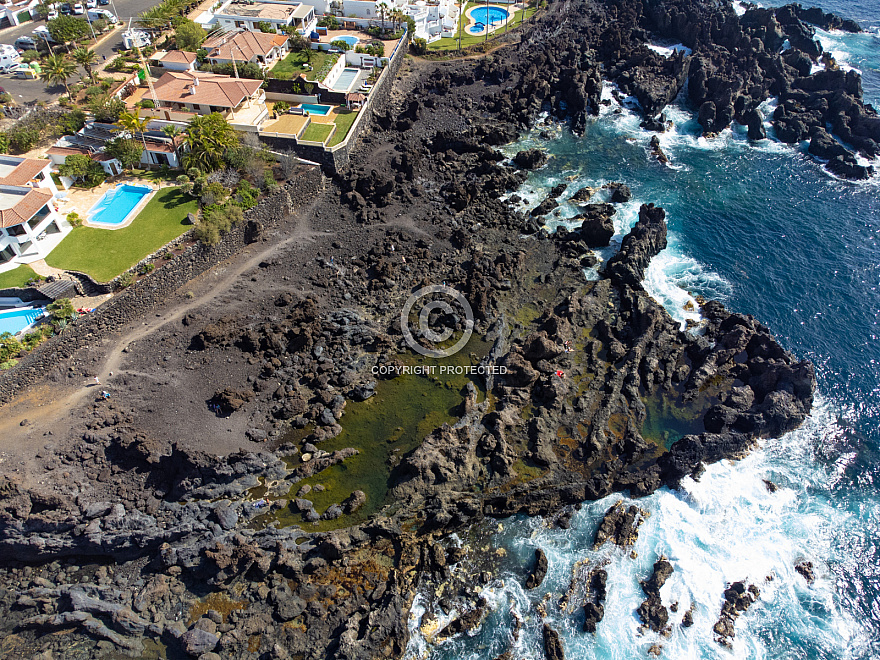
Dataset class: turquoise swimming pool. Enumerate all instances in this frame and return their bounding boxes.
[298,103,332,116]
[0,306,44,336]
[88,184,152,227]
[468,6,509,33]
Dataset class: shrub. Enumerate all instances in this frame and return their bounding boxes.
[317,16,339,29]
[47,298,76,323]
[84,85,105,99]
[58,154,106,187]
[411,37,427,55]
[0,333,23,363]
[273,100,290,114]
[0,133,8,154]
[138,263,155,275]
[7,126,40,153]
[263,168,277,190]
[117,272,134,288]
[139,99,155,109]
[66,211,83,227]
[59,108,87,135]
[234,179,259,208]
[331,39,352,51]
[20,49,39,62]
[257,21,276,33]
[88,94,126,123]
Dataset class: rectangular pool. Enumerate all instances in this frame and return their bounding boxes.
[298,103,332,116]
[331,68,360,92]
[0,306,44,336]
[88,184,152,227]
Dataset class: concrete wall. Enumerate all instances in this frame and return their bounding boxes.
[0,166,324,406]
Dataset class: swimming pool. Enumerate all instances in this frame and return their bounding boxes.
[331,68,360,92]
[298,103,333,116]
[88,184,152,227]
[0,306,44,336]
[335,35,359,48]
[467,6,509,33]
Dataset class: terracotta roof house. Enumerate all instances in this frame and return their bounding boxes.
[213,0,317,35]
[203,29,289,68]
[150,50,199,72]
[0,156,69,272]
[150,70,269,130]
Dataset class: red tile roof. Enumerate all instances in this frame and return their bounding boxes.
[158,50,198,65]
[204,29,287,62]
[0,158,50,186]
[152,70,263,109]
[0,188,53,229]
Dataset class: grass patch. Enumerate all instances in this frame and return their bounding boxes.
[270,50,336,81]
[429,4,538,51]
[0,265,37,289]
[45,187,197,282]
[327,108,358,147]
[300,122,334,143]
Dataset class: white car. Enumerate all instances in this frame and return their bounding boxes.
[73,3,84,14]
[47,9,58,19]
[0,62,23,74]
[86,0,96,7]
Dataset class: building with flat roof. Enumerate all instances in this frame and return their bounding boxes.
[213,0,317,35]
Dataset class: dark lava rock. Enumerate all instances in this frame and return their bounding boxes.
[525,548,548,589]
[437,598,487,639]
[180,628,219,656]
[569,186,595,203]
[795,560,815,584]
[583,568,608,633]
[542,623,565,660]
[605,204,667,288]
[638,558,674,632]
[744,109,766,140]
[713,581,760,647]
[209,387,253,415]
[576,204,616,248]
[513,148,548,170]
[531,195,560,218]
[608,183,632,203]
[342,490,366,514]
[593,501,644,549]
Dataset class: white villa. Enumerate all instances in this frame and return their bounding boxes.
[0,156,69,272]
[329,0,460,42]
[211,0,318,35]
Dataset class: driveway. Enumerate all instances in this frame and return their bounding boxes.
[0,0,167,103]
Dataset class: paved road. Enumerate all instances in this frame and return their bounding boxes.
[0,0,164,103]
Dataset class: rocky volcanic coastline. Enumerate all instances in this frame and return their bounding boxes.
[3,0,868,657]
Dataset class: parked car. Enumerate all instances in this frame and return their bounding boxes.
[14,36,36,50]
[47,9,58,19]
[98,0,110,5]
[0,62,22,74]
[86,0,96,7]
[14,66,37,79]
[73,3,84,15]
[32,26,58,43]
[60,3,71,14]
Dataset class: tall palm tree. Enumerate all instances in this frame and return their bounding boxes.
[457,0,465,53]
[41,54,77,100]
[72,47,98,84]
[377,2,389,33]
[183,113,237,172]
[161,125,182,138]
[115,109,151,151]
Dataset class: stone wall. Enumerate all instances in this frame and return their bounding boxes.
[259,31,410,174]
[0,166,324,406]
[0,288,50,303]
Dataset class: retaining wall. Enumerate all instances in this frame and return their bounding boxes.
[0,166,324,406]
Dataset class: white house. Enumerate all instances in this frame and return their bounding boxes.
[150,50,199,72]
[213,0,317,35]
[329,0,458,41]
[0,156,69,272]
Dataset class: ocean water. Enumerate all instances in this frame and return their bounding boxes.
[404,4,880,659]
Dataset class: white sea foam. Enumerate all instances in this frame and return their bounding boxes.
[403,399,870,660]
[647,42,693,58]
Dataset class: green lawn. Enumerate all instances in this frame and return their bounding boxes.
[270,50,336,81]
[0,265,37,289]
[327,108,358,147]
[46,187,197,282]
[429,4,538,51]
[300,122,335,143]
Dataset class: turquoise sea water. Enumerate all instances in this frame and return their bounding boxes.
[404,3,880,659]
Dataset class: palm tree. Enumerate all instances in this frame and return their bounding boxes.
[183,113,237,172]
[72,47,98,84]
[115,109,151,151]
[162,125,182,138]
[377,2,389,33]
[391,8,404,31]
[41,54,77,100]
[457,0,465,53]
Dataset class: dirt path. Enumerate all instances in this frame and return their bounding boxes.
[0,204,326,484]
